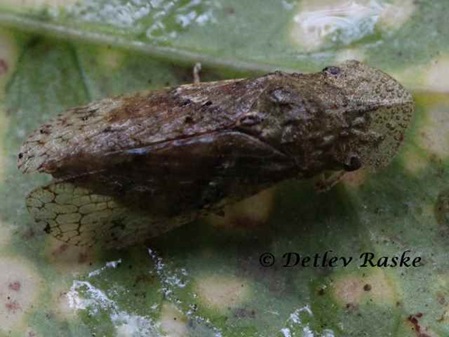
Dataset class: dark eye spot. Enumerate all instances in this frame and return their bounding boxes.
[18,153,23,159]
[184,115,194,124]
[323,66,341,75]
[343,156,362,172]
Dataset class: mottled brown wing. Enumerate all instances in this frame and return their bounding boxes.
[18,78,271,176]
[26,131,297,248]
[26,181,195,248]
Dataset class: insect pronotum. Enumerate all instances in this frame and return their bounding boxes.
[18,60,414,248]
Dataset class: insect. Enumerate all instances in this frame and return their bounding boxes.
[18,60,414,248]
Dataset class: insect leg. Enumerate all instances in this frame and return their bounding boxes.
[314,171,346,193]
[193,62,202,84]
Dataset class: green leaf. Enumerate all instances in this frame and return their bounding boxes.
[0,1,448,336]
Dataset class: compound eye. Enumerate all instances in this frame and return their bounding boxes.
[322,66,341,75]
[343,155,362,172]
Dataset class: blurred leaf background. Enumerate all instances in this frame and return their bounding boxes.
[0,0,449,336]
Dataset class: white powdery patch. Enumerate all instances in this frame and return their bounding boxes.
[174,0,215,28]
[290,0,415,51]
[148,248,188,298]
[280,327,292,337]
[88,259,122,278]
[66,280,114,313]
[292,0,383,51]
[61,0,216,41]
[147,248,223,337]
[289,305,313,323]
[280,305,335,337]
[67,280,160,336]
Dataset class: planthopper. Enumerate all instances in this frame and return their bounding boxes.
[18,60,414,248]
